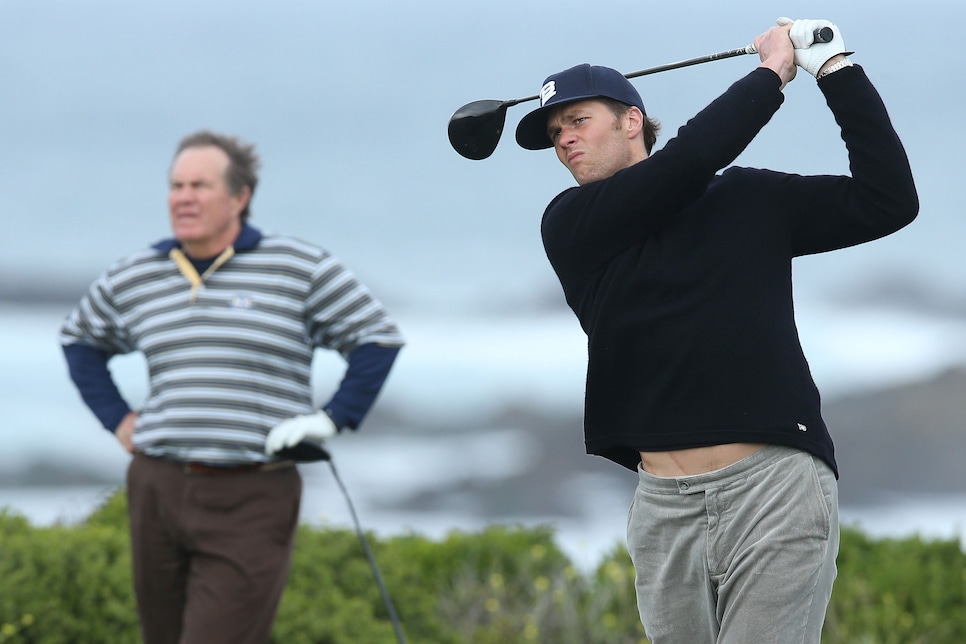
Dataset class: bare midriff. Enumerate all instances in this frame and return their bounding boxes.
[639,443,768,477]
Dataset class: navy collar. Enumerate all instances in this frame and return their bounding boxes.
[152,222,263,256]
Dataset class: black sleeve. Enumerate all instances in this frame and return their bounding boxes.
[542,67,786,282]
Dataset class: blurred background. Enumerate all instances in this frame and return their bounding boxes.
[2,0,964,568]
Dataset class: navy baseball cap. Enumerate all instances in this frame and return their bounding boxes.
[515,63,646,151]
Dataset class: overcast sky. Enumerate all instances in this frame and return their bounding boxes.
[2,0,963,313]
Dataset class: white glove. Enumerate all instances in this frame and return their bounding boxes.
[264,411,337,455]
[777,17,848,78]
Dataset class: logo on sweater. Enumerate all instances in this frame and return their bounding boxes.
[797,423,807,432]
[230,295,255,309]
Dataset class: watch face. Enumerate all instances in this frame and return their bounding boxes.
[276,441,331,463]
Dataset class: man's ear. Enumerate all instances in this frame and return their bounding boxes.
[624,106,644,140]
[232,186,252,217]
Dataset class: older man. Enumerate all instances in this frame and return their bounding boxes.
[61,131,404,643]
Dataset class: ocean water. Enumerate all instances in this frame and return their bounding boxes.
[3,302,966,568]
[4,298,963,441]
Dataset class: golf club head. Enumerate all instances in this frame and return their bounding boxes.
[447,99,508,160]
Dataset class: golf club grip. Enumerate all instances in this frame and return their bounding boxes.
[741,26,835,57]
[814,26,834,43]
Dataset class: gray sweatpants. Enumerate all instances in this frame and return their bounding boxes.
[626,445,839,644]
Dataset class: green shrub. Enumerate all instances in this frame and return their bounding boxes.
[2,491,965,643]
[0,498,138,643]
[824,526,966,643]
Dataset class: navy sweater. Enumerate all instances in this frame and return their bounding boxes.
[541,65,919,474]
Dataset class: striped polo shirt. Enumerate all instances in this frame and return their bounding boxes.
[60,226,404,465]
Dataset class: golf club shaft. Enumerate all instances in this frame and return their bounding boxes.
[504,27,833,108]
[501,45,748,108]
[624,45,755,81]
[328,458,407,644]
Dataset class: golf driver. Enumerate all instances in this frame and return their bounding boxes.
[448,27,832,160]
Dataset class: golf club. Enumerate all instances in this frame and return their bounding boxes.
[448,27,832,160]
[326,455,408,644]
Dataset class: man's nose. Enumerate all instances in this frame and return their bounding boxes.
[557,127,577,147]
[171,187,195,202]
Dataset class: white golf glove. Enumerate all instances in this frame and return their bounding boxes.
[777,17,849,78]
[264,411,337,456]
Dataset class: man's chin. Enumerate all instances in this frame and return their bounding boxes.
[568,166,588,185]
[172,227,202,243]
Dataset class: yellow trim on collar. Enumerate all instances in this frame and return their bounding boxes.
[169,246,235,303]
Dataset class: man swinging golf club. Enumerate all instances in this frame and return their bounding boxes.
[515,18,918,643]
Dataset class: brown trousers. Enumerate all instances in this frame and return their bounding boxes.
[126,454,302,644]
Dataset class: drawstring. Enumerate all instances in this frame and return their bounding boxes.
[169,246,235,303]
